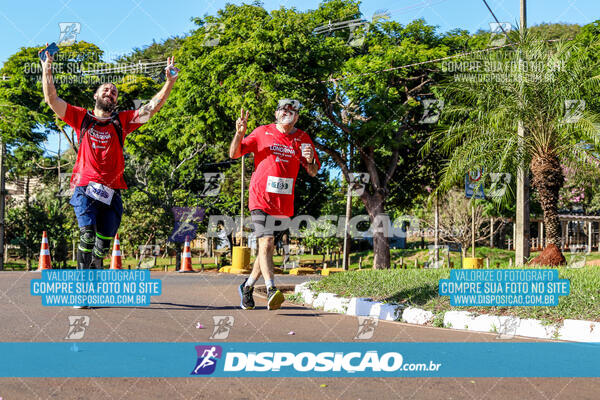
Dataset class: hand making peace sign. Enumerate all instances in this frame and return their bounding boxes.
[236,107,250,136]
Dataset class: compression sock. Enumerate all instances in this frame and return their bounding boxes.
[77,226,95,269]
[91,232,113,269]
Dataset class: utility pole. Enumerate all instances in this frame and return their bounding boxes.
[471,204,476,258]
[434,193,439,265]
[240,155,245,246]
[515,0,530,266]
[520,0,526,34]
[342,179,352,270]
[0,139,5,271]
[57,128,62,191]
[342,144,354,270]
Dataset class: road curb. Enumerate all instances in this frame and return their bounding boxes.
[294,282,599,342]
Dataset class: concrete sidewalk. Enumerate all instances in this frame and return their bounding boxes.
[1,271,599,399]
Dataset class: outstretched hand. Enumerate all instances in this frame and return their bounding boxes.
[165,56,179,82]
[236,107,250,136]
[38,43,53,72]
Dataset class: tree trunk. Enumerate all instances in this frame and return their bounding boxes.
[372,231,390,269]
[25,175,31,271]
[497,222,503,249]
[363,192,390,269]
[175,242,182,271]
[531,154,563,248]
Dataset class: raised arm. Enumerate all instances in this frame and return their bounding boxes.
[40,44,67,119]
[229,108,249,159]
[305,160,319,177]
[137,56,179,123]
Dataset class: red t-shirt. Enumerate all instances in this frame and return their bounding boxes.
[240,124,321,217]
[62,104,145,190]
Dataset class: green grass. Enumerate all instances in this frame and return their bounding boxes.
[341,246,545,270]
[309,266,600,324]
[2,245,544,271]
[285,292,304,303]
[1,258,219,271]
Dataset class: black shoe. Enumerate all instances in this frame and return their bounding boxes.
[238,279,255,310]
[267,287,284,310]
[91,256,103,269]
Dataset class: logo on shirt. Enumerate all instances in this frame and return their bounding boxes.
[88,127,112,149]
[88,127,111,141]
[269,144,295,155]
[90,142,106,150]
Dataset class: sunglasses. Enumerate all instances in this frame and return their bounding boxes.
[277,108,298,115]
[277,99,301,111]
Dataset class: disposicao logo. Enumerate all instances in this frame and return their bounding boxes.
[189,347,441,376]
[223,351,404,373]
[191,345,222,375]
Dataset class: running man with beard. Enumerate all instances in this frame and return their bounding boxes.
[41,45,179,276]
[229,100,320,310]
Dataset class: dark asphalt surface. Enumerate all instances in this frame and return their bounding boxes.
[1,271,599,399]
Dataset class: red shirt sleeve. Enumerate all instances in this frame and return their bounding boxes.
[240,126,262,156]
[118,109,145,138]
[61,103,87,144]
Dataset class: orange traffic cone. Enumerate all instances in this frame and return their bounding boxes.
[178,236,195,273]
[110,233,122,270]
[37,231,52,270]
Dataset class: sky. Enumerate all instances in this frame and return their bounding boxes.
[0,0,598,155]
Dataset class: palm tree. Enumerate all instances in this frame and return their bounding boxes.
[425,33,600,262]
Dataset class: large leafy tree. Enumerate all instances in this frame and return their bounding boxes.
[426,32,600,263]
[124,1,354,257]
[1,40,181,263]
[306,18,465,269]
[152,1,461,269]
[5,144,45,269]
[1,42,109,151]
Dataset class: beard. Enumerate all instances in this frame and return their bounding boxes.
[277,114,294,125]
[95,96,116,113]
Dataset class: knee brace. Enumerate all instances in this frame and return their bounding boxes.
[91,233,113,268]
[77,226,95,268]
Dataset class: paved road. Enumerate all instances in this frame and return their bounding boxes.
[1,271,598,399]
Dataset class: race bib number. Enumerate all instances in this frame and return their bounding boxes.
[266,176,293,195]
[85,182,115,205]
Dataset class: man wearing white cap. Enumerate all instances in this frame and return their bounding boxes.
[229,100,320,310]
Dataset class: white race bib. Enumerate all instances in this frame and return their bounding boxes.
[85,182,115,205]
[266,176,293,195]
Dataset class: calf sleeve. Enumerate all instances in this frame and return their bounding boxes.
[77,226,95,269]
[91,232,113,269]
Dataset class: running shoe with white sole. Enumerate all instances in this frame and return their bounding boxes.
[238,279,255,310]
[267,287,284,310]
